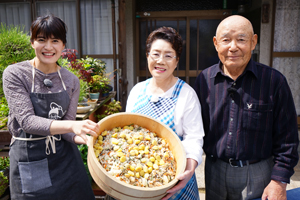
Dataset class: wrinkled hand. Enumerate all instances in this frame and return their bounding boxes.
[261,180,287,200]
[161,158,197,200]
[72,120,100,144]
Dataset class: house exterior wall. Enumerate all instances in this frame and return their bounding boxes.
[259,0,273,66]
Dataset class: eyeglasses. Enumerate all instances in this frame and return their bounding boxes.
[148,52,177,62]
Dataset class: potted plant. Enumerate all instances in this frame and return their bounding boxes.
[0,156,10,197]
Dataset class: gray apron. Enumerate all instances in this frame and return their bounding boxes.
[9,66,95,200]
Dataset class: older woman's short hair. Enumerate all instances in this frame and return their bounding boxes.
[146,26,183,59]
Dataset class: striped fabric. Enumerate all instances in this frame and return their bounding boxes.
[132,78,199,200]
[194,59,299,183]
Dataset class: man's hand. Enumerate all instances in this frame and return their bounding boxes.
[261,180,287,200]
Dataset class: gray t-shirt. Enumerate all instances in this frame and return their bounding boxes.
[3,60,80,143]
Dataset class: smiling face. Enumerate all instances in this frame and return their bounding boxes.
[31,35,65,67]
[213,15,257,72]
[147,39,178,81]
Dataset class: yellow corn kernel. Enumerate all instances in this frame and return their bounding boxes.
[113,127,119,132]
[128,126,134,131]
[138,135,144,140]
[152,140,157,146]
[125,134,131,140]
[101,131,108,136]
[117,148,123,152]
[152,133,157,137]
[161,139,166,145]
[125,173,130,178]
[134,140,141,145]
[147,162,153,167]
[159,159,165,166]
[152,146,159,150]
[119,132,126,138]
[163,152,169,158]
[94,150,100,156]
[144,149,149,154]
[153,164,159,170]
[123,125,129,129]
[135,172,140,178]
[133,146,139,150]
[117,152,124,157]
[130,165,135,171]
[111,138,119,145]
[129,150,136,156]
[127,138,133,144]
[148,167,153,173]
[135,164,142,172]
[139,144,145,150]
[145,136,151,141]
[120,156,126,163]
[149,157,155,162]
[98,135,103,141]
[155,155,161,161]
[112,133,118,138]
[97,140,103,145]
[139,170,145,177]
[113,146,120,151]
[128,171,134,177]
[154,160,158,165]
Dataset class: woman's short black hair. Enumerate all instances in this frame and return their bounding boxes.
[30,14,67,44]
[146,26,183,60]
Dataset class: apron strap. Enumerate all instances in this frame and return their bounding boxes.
[45,135,62,155]
[12,135,61,155]
[57,69,66,90]
[31,65,67,92]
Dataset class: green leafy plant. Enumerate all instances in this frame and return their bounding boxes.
[96,100,122,120]
[0,157,9,171]
[80,56,106,77]
[0,23,35,130]
[0,97,9,130]
[0,156,10,196]
[58,57,89,103]
[77,144,92,183]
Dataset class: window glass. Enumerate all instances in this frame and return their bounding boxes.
[189,19,220,71]
[80,0,118,55]
[0,2,31,32]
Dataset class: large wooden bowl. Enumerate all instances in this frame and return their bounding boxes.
[88,112,186,200]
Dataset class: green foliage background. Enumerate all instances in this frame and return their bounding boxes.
[0,23,35,129]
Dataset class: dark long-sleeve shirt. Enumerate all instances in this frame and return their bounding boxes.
[194,59,299,183]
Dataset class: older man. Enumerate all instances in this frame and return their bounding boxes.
[194,15,299,200]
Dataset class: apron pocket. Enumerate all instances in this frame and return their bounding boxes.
[19,158,52,193]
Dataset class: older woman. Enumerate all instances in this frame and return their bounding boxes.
[126,27,204,200]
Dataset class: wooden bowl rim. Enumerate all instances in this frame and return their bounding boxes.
[88,112,186,193]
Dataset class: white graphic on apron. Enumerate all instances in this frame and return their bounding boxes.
[48,102,66,119]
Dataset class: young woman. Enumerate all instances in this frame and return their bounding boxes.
[126,27,205,200]
[3,14,98,199]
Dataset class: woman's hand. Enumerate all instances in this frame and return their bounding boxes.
[71,120,100,143]
[161,158,198,200]
[50,119,100,144]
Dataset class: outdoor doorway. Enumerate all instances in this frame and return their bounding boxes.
[135,10,230,86]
